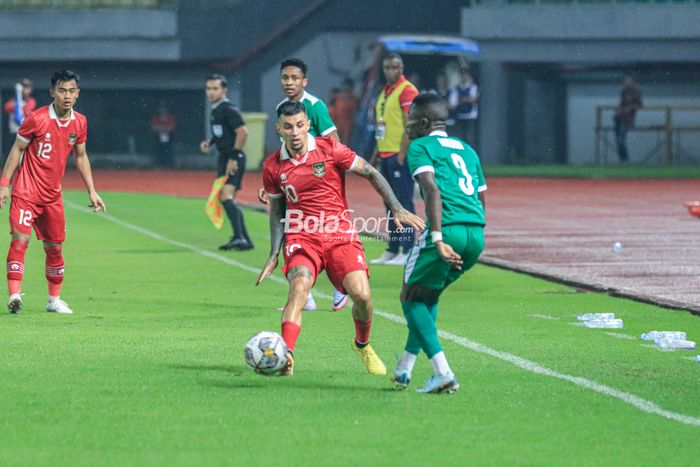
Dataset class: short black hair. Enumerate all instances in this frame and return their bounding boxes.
[383,52,403,63]
[411,92,449,122]
[206,74,228,88]
[280,58,308,77]
[277,100,306,119]
[51,70,79,88]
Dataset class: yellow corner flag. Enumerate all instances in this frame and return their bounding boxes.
[204,176,227,230]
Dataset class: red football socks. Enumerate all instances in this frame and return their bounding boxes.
[44,245,64,298]
[281,321,301,352]
[354,318,372,346]
[6,238,28,295]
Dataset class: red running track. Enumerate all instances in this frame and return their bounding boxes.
[62,169,700,314]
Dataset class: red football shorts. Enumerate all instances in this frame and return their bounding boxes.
[9,196,66,243]
[281,236,369,294]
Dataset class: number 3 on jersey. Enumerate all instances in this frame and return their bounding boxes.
[451,153,475,196]
[37,142,52,160]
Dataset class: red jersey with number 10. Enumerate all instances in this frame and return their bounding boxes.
[13,105,87,204]
[263,136,360,242]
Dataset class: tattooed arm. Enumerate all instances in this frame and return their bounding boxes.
[268,196,286,256]
[257,196,286,285]
[349,157,425,232]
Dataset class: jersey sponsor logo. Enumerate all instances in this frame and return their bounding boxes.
[438,138,464,150]
[69,133,77,145]
[212,124,223,138]
[312,162,326,178]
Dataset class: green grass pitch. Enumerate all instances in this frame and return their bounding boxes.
[0,191,698,465]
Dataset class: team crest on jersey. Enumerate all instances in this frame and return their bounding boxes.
[280,173,287,182]
[212,124,223,138]
[45,133,51,141]
[312,162,326,178]
[69,133,77,145]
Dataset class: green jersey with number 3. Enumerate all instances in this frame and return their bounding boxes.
[407,130,486,228]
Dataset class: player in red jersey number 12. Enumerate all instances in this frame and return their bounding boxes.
[0,70,106,315]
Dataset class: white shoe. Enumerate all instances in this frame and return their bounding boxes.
[384,252,408,266]
[370,251,398,265]
[7,293,22,314]
[332,289,349,311]
[276,293,317,312]
[303,293,317,311]
[46,299,73,314]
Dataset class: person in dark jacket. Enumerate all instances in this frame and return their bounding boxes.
[613,75,643,163]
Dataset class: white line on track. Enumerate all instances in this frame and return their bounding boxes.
[527,313,560,321]
[65,201,700,428]
[605,332,637,340]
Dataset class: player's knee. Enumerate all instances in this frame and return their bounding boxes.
[43,243,62,256]
[348,285,371,306]
[10,237,29,253]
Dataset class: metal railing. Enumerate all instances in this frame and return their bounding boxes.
[595,104,700,164]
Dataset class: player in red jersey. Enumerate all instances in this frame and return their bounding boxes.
[256,100,424,376]
[0,70,106,315]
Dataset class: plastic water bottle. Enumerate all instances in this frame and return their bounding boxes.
[640,331,687,342]
[577,312,615,321]
[584,318,624,329]
[656,337,696,350]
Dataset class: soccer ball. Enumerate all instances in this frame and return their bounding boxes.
[244,331,288,375]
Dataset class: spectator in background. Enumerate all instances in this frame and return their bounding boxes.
[3,79,37,153]
[368,53,419,266]
[434,74,457,130]
[454,69,479,149]
[614,74,643,163]
[149,103,176,167]
[330,78,359,145]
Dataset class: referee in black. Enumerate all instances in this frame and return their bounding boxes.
[200,74,254,250]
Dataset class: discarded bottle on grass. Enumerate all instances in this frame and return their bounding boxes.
[655,337,696,350]
[577,312,615,321]
[584,318,624,329]
[640,331,687,342]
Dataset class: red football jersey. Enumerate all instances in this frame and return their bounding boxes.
[263,136,359,242]
[13,105,87,204]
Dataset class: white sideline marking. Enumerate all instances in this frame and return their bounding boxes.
[528,313,560,321]
[605,332,637,340]
[66,201,700,428]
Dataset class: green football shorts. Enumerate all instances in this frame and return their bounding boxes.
[403,224,484,290]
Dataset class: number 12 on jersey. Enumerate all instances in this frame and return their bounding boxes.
[36,142,52,160]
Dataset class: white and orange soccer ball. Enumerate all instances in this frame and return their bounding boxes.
[244,331,288,375]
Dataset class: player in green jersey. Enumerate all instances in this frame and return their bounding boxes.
[259,58,349,312]
[390,93,487,394]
